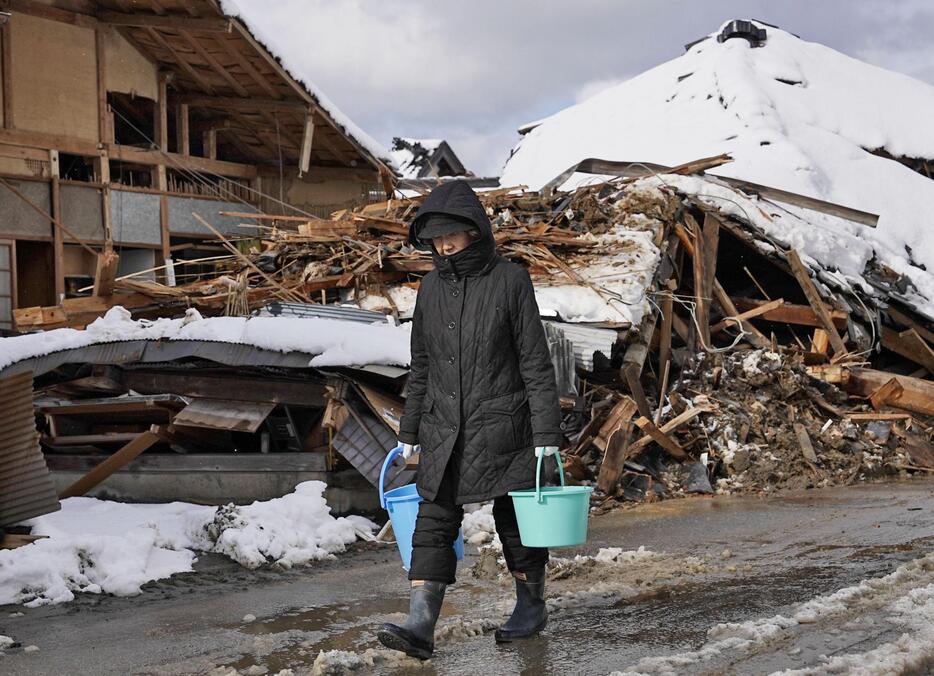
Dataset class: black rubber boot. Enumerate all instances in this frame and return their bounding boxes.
[495,570,547,642]
[377,581,446,660]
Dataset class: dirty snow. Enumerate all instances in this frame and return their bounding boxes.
[216,1,391,167]
[612,551,934,675]
[461,503,496,545]
[501,21,934,317]
[0,482,376,607]
[0,306,412,373]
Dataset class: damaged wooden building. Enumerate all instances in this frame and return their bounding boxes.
[0,0,392,332]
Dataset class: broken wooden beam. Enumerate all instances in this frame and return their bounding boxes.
[785,250,847,355]
[869,377,904,411]
[59,426,165,499]
[596,397,638,493]
[881,326,934,374]
[792,422,820,467]
[733,297,848,329]
[709,298,785,335]
[634,416,688,460]
[622,312,657,419]
[807,366,934,417]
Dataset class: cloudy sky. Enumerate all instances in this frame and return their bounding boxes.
[233,0,934,176]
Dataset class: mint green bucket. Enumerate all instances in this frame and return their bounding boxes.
[508,451,594,548]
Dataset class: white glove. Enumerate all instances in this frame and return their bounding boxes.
[534,446,559,458]
[401,443,420,460]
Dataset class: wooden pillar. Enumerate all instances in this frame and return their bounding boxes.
[49,150,64,301]
[1,18,12,129]
[298,109,314,177]
[203,128,217,160]
[95,27,110,144]
[156,165,170,265]
[96,150,112,248]
[155,72,169,152]
[176,102,189,156]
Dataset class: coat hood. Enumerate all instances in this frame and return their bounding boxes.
[409,181,497,278]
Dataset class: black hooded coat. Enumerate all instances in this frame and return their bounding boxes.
[397,181,563,504]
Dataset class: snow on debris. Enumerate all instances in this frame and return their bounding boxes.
[611,551,934,675]
[217,1,391,167]
[640,173,934,318]
[0,482,377,607]
[0,306,412,372]
[501,20,934,316]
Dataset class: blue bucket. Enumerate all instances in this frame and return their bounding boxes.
[379,445,465,570]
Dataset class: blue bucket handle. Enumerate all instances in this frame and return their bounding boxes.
[379,444,404,510]
[535,449,566,503]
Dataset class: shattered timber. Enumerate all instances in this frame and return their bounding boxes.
[2,150,932,530]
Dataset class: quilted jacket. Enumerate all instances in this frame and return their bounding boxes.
[397,181,563,504]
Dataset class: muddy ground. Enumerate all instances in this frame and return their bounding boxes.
[2,477,933,675]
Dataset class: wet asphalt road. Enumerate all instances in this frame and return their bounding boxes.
[1,477,933,675]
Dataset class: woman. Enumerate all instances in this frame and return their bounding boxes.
[377,181,563,660]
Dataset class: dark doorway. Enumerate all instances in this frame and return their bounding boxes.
[15,240,55,308]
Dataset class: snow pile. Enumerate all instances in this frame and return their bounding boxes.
[0,306,412,372]
[612,551,934,675]
[217,1,391,166]
[501,21,934,317]
[0,482,376,607]
[205,484,377,569]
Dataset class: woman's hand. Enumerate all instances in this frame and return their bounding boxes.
[401,443,420,460]
[534,446,559,458]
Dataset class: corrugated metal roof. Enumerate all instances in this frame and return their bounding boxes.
[544,321,619,371]
[257,302,390,324]
[0,372,59,527]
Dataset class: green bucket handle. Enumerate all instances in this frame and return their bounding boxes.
[535,449,566,503]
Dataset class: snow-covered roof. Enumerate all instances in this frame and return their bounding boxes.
[0,307,411,373]
[389,138,445,179]
[218,0,393,168]
[501,21,934,316]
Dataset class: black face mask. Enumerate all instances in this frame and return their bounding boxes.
[431,231,496,279]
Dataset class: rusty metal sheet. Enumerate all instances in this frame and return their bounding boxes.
[172,398,276,433]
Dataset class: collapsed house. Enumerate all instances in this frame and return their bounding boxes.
[2,18,934,533]
[0,0,395,334]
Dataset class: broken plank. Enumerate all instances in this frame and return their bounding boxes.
[597,397,638,493]
[785,249,847,355]
[793,422,820,466]
[811,328,830,355]
[0,534,48,550]
[92,250,120,297]
[846,412,911,421]
[634,416,688,460]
